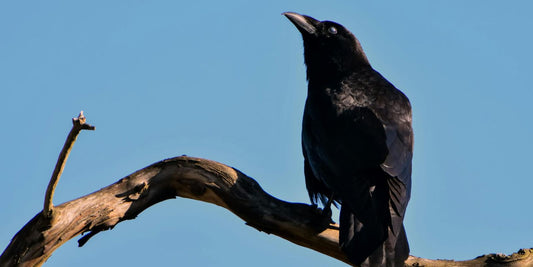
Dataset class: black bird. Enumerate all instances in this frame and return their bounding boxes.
[284,12,413,266]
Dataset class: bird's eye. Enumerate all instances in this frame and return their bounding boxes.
[328,26,338,35]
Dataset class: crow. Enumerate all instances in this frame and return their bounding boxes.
[284,12,413,266]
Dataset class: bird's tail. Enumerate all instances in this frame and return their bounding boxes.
[391,224,409,266]
[339,180,390,266]
[340,212,409,267]
[355,224,409,267]
[339,184,409,267]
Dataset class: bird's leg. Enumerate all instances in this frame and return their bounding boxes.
[322,194,334,218]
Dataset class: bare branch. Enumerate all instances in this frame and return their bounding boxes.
[405,250,533,267]
[1,156,532,266]
[43,111,95,218]
[1,156,343,266]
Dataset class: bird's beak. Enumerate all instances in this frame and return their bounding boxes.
[283,12,319,35]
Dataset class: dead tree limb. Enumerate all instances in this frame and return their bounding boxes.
[1,156,532,266]
[1,156,343,266]
[43,111,95,218]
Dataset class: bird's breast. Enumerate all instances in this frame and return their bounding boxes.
[302,95,388,183]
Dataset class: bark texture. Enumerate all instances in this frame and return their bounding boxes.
[1,156,531,266]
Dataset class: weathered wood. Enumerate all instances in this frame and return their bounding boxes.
[43,111,95,218]
[405,249,533,267]
[1,156,531,266]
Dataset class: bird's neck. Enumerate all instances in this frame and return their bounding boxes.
[306,64,371,90]
[305,60,370,84]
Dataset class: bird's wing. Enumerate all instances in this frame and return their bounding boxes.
[382,122,412,237]
[375,91,413,222]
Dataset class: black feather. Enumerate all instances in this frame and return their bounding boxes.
[285,12,413,266]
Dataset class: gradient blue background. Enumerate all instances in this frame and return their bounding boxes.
[1,1,532,266]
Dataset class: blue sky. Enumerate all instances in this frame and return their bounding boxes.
[1,1,532,266]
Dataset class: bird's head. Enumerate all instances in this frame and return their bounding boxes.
[284,12,370,81]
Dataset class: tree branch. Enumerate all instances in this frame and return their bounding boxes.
[43,111,95,218]
[1,156,532,266]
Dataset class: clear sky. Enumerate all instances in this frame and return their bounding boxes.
[1,1,532,266]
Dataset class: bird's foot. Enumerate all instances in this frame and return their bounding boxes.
[321,204,332,219]
[308,204,335,231]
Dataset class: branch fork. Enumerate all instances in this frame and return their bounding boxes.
[1,112,532,266]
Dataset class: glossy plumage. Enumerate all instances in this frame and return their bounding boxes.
[284,12,413,266]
